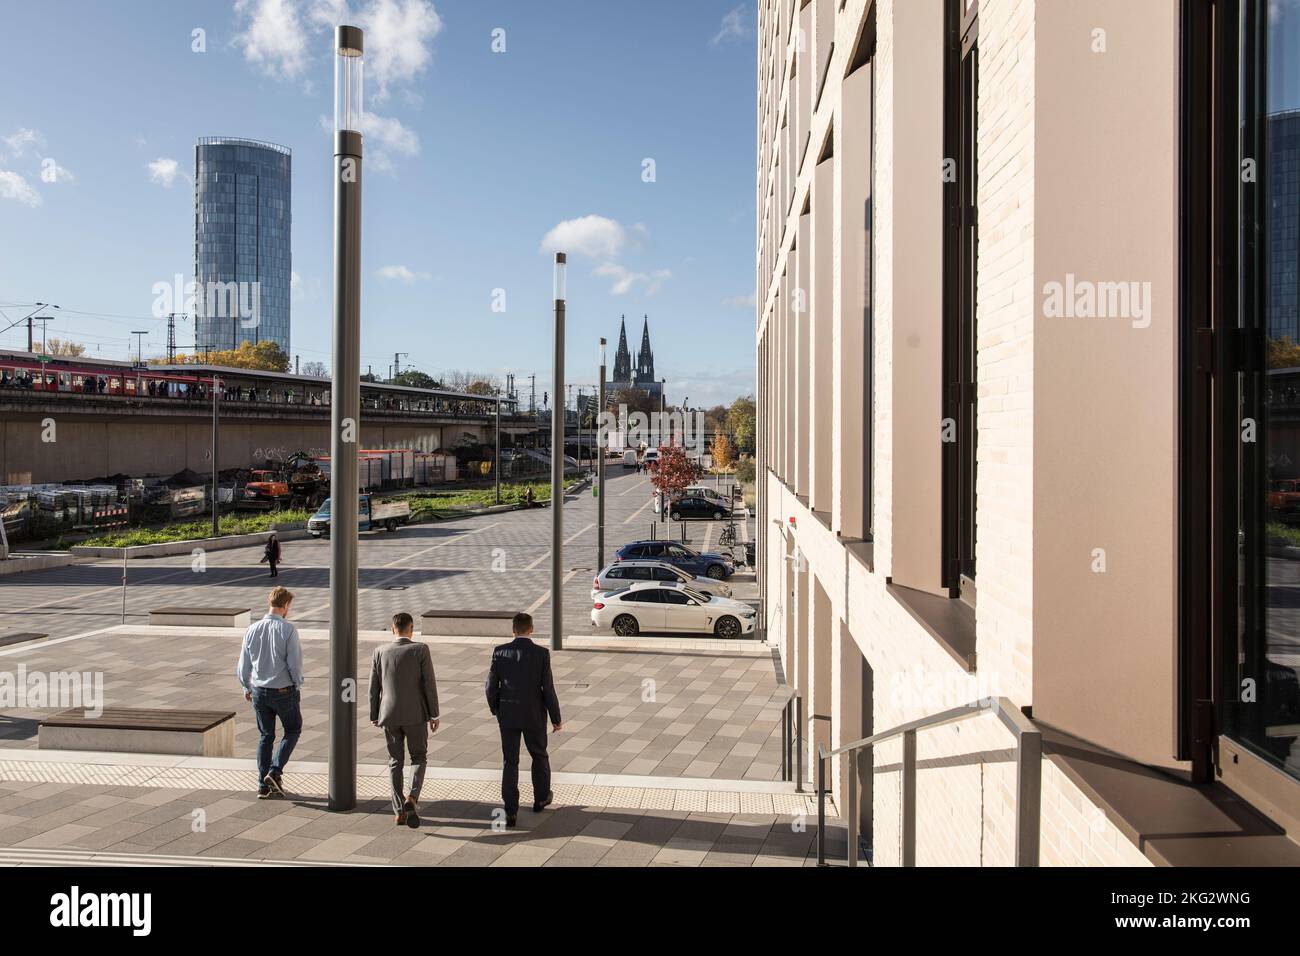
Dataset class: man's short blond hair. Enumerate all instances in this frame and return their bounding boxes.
[269,586,294,609]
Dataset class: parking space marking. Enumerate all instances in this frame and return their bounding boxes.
[525,568,581,615]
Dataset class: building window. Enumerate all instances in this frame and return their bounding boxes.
[1183,0,1300,793]
[942,0,978,598]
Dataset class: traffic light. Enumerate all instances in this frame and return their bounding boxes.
[543,391,548,407]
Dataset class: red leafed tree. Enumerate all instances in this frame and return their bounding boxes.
[650,444,695,501]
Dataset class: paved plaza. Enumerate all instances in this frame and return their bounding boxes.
[0,471,745,640]
[0,626,787,780]
[0,470,838,866]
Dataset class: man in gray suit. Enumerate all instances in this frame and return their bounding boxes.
[369,612,440,828]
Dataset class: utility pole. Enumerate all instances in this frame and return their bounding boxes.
[529,373,536,413]
[131,331,148,366]
[551,253,566,651]
[211,374,220,537]
[166,313,179,363]
[598,338,607,569]
[495,384,502,505]
[33,317,52,353]
[329,23,365,812]
[393,352,408,380]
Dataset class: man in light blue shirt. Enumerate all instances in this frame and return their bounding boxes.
[236,586,304,798]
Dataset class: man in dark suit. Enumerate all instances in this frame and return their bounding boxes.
[370,612,440,828]
[485,612,562,827]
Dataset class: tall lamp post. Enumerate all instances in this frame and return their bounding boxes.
[551,253,566,651]
[495,383,502,505]
[329,23,364,812]
[211,375,220,537]
[597,337,607,569]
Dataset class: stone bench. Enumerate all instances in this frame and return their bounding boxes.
[149,606,251,628]
[0,631,47,649]
[422,609,516,638]
[39,707,236,757]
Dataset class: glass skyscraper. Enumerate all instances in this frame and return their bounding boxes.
[193,137,292,354]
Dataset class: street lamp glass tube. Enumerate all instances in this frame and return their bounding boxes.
[334,27,364,133]
[553,252,566,301]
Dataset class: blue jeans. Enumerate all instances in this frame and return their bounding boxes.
[251,686,302,784]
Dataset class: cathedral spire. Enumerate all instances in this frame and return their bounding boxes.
[635,314,655,384]
[613,314,632,383]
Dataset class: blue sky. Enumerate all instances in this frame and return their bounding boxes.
[0,0,757,408]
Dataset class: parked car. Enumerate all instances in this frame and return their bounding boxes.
[591,581,756,638]
[623,449,639,469]
[642,449,660,468]
[614,540,734,579]
[669,494,732,521]
[592,560,733,600]
[684,484,730,504]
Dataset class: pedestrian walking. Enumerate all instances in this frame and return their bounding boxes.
[236,587,304,798]
[262,533,281,577]
[485,613,562,828]
[370,612,440,828]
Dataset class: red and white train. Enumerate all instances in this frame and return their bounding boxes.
[0,350,213,398]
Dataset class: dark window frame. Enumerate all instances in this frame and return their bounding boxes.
[1180,0,1300,817]
[942,0,979,600]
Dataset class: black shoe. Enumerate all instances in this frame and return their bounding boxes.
[264,772,285,797]
[532,792,553,813]
[404,797,420,828]
[257,786,271,799]
[505,815,517,828]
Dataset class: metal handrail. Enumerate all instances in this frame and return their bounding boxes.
[816,696,1041,868]
[778,689,804,792]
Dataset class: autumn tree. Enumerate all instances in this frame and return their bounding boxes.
[726,395,756,453]
[711,432,735,473]
[650,443,696,501]
[162,339,290,372]
[1270,336,1300,370]
[45,338,86,357]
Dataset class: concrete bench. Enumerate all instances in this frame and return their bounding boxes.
[149,606,251,628]
[0,632,48,649]
[39,707,236,757]
[422,609,516,638]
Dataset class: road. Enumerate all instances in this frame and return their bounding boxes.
[1,470,751,641]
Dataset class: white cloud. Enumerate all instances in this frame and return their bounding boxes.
[236,0,440,97]
[0,170,42,207]
[377,264,430,282]
[291,271,303,294]
[362,110,419,155]
[358,0,442,102]
[4,128,44,157]
[316,109,419,173]
[540,215,628,259]
[710,5,753,47]
[234,0,312,80]
[594,263,671,296]
[722,292,756,307]
[146,157,182,188]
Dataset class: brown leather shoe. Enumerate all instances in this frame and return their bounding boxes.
[395,811,407,825]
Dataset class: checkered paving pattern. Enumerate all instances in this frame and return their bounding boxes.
[0,777,827,867]
[0,626,786,780]
[0,758,817,816]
